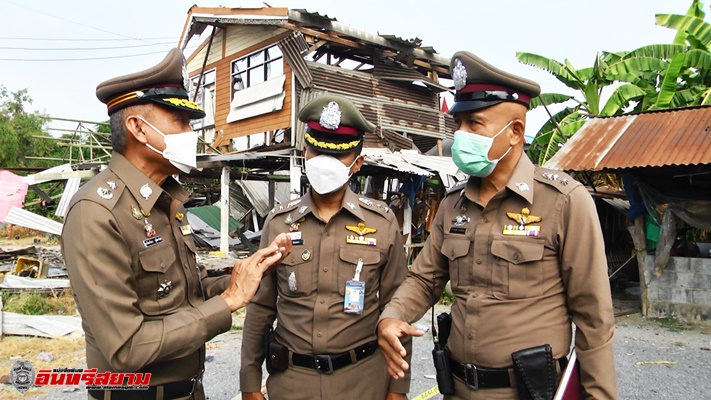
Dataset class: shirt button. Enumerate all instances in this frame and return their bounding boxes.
[483,216,489,223]
[317,332,323,337]
[323,267,328,272]
[476,259,482,264]
[320,300,325,304]
[467,334,473,340]
[472,292,478,298]
[513,252,520,260]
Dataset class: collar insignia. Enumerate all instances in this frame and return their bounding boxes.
[139,184,152,200]
[515,182,530,191]
[97,187,113,200]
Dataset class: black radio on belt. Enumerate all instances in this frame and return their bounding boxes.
[431,272,454,395]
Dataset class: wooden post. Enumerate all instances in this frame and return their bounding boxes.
[627,216,649,316]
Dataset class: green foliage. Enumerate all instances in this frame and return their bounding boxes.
[0,85,59,169]
[0,291,76,315]
[520,0,711,165]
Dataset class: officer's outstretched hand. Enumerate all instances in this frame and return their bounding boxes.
[220,232,292,312]
[377,318,425,380]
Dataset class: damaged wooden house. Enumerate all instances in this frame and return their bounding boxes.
[177,6,459,251]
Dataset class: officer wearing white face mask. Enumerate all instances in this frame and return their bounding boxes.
[378,51,618,400]
[62,48,292,400]
[240,94,411,400]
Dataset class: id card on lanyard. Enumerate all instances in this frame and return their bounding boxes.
[344,258,365,314]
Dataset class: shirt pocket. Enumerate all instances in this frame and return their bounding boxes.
[136,245,179,315]
[278,246,315,297]
[337,246,382,296]
[441,238,471,292]
[491,238,545,299]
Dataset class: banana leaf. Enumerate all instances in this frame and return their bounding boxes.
[607,57,669,75]
[530,118,586,165]
[684,49,711,69]
[656,14,711,47]
[653,52,685,109]
[623,44,687,60]
[600,84,646,116]
[528,93,575,110]
[516,52,583,90]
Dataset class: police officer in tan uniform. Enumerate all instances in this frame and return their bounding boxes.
[61,48,291,400]
[378,51,618,399]
[240,94,410,400]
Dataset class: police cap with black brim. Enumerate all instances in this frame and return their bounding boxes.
[449,51,541,114]
[95,48,206,120]
[298,94,376,155]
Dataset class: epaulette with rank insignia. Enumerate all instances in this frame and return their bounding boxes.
[445,179,468,197]
[357,196,391,219]
[67,169,124,212]
[533,167,580,195]
[269,198,304,217]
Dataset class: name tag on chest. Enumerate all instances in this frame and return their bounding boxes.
[143,236,163,247]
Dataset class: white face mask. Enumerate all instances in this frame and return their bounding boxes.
[138,116,198,174]
[305,153,358,194]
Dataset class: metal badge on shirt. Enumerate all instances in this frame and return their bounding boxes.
[343,258,365,314]
[449,215,470,235]
[345,222,377,246]
[503,207,542,236]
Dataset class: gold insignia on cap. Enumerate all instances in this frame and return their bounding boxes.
[319,101,342,130]
[453,58,468,90]
[506,207,542,226]
[346,222,377,236]
[304,132,360,151]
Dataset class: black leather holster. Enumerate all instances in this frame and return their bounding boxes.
[264,325,289,374]
[511,344,557,400]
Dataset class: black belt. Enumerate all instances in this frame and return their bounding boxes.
[291,340,378,374]
[88,378,199,400]
[450,356,568,390]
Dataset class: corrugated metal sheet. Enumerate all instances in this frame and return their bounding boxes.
[545,106,711,171]
[5,207,63,236]
[55,177,80,218]
[187,205,242,232]
[373,58,448,94]
[236,179,291,217]
[382,129,415,151]
[279,31,313,88]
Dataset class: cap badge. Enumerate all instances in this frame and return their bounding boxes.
[182,57,192,93]
[140,184,152,200]
[319,101,342,130]
[453,58,468,91]
[506,207,542,226]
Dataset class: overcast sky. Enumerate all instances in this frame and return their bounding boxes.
[0,0,692,137]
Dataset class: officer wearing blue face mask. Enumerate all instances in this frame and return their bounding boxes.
[241,94,411,400]
[62,48,291,400]
[378,51,618,400]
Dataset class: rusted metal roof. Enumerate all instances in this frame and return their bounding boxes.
[545,106,711,171]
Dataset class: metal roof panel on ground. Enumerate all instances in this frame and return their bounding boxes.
[236,178,291,217]
[545,106,711,171]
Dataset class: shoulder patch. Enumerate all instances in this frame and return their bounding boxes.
[67,170,124,212]
[533,167,580,195]
[358,196,390,218]
[271,197,304,216]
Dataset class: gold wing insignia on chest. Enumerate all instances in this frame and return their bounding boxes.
[506,207,542,226]
[345,221,377,236]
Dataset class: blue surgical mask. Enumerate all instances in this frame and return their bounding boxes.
[452,120,513,177]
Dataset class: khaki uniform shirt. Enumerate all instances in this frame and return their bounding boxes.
[61,153,232,386]
[381,156,618,399]
[240,188,410,396]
